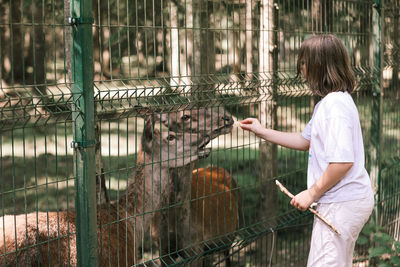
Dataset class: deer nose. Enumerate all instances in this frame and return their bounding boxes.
[222,115,234,124]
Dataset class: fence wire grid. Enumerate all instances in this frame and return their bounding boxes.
[0,0,399,266]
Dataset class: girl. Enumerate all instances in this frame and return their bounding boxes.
[240,34,374,266]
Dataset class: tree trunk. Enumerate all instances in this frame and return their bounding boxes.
[391,6,399,92]
[170,1,180,88]
[91,0,108,206]
[64,0,71,81]
[258,0,278,265]
[30,0,46,97]
[10,0,24,83]
[179,1,217,265]
[0,0,6,83]
[179,0,204,262]
[192,0,215,98]
[245,1,254,77]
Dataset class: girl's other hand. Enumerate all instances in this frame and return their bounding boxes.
[239,118,263,135]
[290,189,315,211]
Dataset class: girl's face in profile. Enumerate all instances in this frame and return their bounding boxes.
[300,59,307,79]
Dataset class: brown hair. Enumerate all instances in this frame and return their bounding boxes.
[296,34,356,97]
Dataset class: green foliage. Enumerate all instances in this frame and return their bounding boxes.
[359,223,400,266]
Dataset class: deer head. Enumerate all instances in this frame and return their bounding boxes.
[142,115,211,167]
[160,106,234,139]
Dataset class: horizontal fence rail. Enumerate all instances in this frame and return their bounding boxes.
[0,0,398,266]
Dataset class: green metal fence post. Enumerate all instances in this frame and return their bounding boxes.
[371,0,384,225]
[70,0,98,266]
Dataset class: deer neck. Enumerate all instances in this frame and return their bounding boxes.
[170,160,198,179]
[168,160,198,202]
[118,150,170,228]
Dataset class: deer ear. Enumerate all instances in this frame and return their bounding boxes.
[135,105,152,118]
[144,115,154,134]
[135,105,167,123]
[143,115,162,140]
[142,116,156,152]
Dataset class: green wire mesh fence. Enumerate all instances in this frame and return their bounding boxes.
[0,0,399,266]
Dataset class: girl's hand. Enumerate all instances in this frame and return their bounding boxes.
[239,118,264,136]
[290,190,315,211]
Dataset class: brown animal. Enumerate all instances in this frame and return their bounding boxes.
[150,107,238,265]
[152,166,240,266]
[190,166,240,266]
[0,115,211,266]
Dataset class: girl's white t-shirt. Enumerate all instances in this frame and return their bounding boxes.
[302,91,373,203]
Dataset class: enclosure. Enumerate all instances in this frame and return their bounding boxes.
[0,0,399,266]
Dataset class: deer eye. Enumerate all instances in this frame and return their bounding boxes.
[166,135,176,141]
[182,115,191,121]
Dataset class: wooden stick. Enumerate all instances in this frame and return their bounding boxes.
[275,180,341,235]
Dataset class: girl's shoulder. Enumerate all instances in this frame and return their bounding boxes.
[321,91,354,107]
[318,92,356,118]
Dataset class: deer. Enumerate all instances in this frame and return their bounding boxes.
[0,114,211,266]
[189,166,240,267]
[152,166,240,267]
[149,106,240,266]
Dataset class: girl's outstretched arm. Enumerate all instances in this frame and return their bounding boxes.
[240,118,310,151]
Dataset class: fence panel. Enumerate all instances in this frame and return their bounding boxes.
[0,0,77,266]
[0,0,399,266]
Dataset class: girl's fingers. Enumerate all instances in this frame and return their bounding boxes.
[240,118,256,124]
[291,198,299,209]
[239,124,251,130]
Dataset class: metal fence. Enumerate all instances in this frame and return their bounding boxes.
[0,0,399,266]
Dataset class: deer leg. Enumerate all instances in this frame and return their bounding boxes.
[158,210,178,266]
